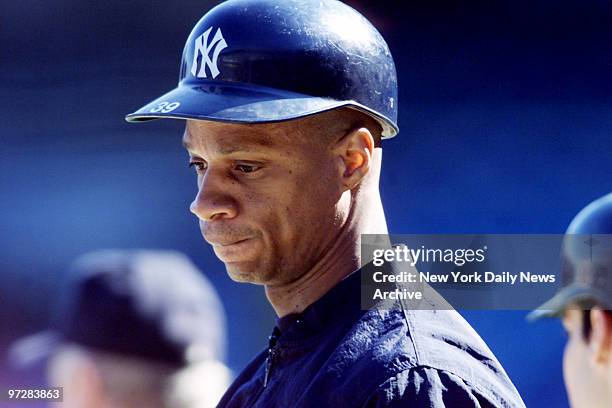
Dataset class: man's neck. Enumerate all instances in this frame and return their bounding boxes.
[265,155,388,317]
[264,227,361,317]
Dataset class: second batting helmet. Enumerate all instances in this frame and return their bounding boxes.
[528,193,612,320]
[125,0,399,138]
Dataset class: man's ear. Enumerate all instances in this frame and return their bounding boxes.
[588,307,612,365]
[333,127,374,190]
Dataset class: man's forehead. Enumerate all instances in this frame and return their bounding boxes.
[182,119,290,152]
[562,306,583,325]
[181,109,364,152]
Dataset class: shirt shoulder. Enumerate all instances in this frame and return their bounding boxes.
[364,366,504,408]
[328,307,525,408]
[401,308,524,406]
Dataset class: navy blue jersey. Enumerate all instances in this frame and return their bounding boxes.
[219,269,525,407]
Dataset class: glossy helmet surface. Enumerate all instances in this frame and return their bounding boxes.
[126,0,399,138]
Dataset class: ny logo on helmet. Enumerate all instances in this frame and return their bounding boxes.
[191,27,228,79]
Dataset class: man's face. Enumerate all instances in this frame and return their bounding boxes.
[561,308,609,408]
[182,117,346,285]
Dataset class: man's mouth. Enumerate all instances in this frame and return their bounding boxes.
[204,234,252,247]
[212,238,251,247]
[210,237,258,263]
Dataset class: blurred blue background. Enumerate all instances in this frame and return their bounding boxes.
[1,1,611,406]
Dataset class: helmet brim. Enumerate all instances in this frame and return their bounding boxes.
[7,330,61,369]
[125,82,398,138]
[527,284,609,321]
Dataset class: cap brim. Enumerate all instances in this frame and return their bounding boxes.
[527,284,602,321]
[7,330,61,369]
[125,82,398,138]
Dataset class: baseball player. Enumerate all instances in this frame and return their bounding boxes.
[529,193,612,408]
[126,0,525,406]
[8,250,230,408]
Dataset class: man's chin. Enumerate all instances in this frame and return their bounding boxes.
[224,262,266,284]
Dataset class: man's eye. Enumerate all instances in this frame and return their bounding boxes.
[235,163,261,173]
[188,161,207,172]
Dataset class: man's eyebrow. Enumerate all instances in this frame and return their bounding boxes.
[182,136,276,155]
[217,145,262,155]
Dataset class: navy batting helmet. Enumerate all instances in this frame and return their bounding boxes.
[529,193,612,320]
[125,0,399,138]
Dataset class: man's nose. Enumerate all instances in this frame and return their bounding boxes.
[190,170,238,221]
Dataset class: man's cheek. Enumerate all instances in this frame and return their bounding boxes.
[563,338,583,407]
[562,342,572,389]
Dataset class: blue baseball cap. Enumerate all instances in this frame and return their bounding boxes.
[528,193,612,320]
[8,250,226,367]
